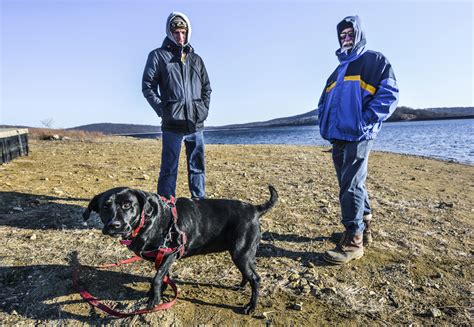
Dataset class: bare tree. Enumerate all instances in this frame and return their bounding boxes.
[40,118,55,129]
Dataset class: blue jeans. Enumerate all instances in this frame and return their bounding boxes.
[157,130,205,199]
[332,139,373,235]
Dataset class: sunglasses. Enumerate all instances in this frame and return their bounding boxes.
[339,31,355,40]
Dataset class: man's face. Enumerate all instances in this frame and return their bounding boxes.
[339,27,355,50]
[172,28,187,46]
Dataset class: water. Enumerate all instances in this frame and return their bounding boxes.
[139,119,474,165]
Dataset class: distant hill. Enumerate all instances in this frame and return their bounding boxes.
[69,123,160,135]
[387,106,474,122]
[66,106,473,135]
[216,106,474,129]
[214,110,318,129]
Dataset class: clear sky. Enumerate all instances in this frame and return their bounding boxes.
[1,0,473,129]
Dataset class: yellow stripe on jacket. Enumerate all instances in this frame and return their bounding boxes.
[325,82,336,93]
[344,75,376,95]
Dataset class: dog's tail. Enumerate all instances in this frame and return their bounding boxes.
[256,185,278,216]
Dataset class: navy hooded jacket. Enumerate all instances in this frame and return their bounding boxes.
[142,12,212,134]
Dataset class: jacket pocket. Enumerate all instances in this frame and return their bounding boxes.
[192,99,208,124]
[162,100,187,126]
[337,105,364,137]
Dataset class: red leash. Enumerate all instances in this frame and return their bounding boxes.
[73,196,186,317]
[72,262,178,318]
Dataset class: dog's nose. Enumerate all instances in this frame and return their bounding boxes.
[108,220,122,230]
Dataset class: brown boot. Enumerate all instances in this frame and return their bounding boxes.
[331,214,373,246]
[363,214,373,247]
[323,233,364,265]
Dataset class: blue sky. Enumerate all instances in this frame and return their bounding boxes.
[1,0,473,128]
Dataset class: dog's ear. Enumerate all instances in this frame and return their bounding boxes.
[83,193,102,221]
[131,189,157,218]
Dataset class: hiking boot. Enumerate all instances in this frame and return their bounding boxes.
[323,233,364,265]
[363,214,373,247]
[330,214,373,247]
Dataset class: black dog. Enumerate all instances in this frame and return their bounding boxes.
[82,185,278,314]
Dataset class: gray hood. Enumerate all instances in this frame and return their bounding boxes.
[166,12,192,46]
[336,15,366,54]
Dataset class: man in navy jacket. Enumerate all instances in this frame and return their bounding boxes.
[142,12,211,199]
[318,15,399,264]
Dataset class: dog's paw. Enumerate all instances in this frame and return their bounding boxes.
[232,278,248,291]
[146,296,161,310]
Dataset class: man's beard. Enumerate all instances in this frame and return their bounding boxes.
[341,42,354,53]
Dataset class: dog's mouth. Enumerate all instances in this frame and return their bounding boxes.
[102,226,132,238]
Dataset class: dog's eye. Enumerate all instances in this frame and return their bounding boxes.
[121,202,132,210]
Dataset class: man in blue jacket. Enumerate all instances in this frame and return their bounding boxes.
[318,15,399,264]
[142,12,211,199]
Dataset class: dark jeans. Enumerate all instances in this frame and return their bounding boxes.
[332,139,373,235]
[157,130,205,199]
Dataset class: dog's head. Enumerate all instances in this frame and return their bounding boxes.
[83,187,157,238]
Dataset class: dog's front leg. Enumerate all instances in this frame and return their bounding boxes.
[147,254,176,309]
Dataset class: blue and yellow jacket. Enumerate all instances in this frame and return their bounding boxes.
[318,16,399,142]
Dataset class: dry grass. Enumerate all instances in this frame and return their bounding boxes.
[28,128,105,141]
[0,137,472,325]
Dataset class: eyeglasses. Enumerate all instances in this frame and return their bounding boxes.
[339,31,355,40]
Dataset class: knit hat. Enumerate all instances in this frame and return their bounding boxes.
[170,16,188,31]
[337,20,353,35]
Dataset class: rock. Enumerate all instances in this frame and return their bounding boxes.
[262,311,274,319]
[142,174,150,180]
[321,287,337,295]
[431,272,443,279]
[302,285,311,293]
[291,302,303,311]
[289,281,299,289]
[429,308,443,318]
[319,199,329,205]
[32,199,46,205]
[436,202,454,209]
[52,188,64,195]
[289,273,299,281]
[30,234,37,240]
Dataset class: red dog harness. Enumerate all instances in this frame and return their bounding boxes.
[73,196,187,317]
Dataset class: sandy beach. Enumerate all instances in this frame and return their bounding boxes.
[0,136,472,325]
